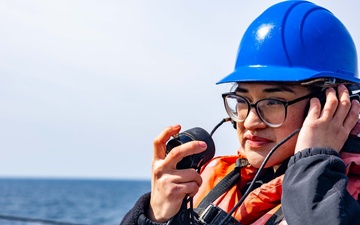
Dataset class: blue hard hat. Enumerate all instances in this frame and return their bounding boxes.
[217,0,359,84]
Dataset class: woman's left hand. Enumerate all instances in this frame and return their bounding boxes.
[295,84,360,153]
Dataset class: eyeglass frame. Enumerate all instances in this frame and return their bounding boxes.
[221,92,316,128]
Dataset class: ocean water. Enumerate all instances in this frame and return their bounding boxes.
[0,178,151,225]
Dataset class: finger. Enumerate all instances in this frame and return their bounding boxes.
[169,168,203,187]
[350,118,360,136]
[305,97,322,120]
[153,125,181,161]
[163,171,202,196]
[343,99,360,131]
[153,170,202,202]
[333,85,352,121]
[173,180,201,197]
[319,87,338,119]
[165,141,207,169]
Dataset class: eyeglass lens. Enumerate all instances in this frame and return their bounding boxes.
[225,95,286,126]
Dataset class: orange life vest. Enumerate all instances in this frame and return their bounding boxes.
[193,150,360,225]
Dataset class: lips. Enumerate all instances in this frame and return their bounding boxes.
[245,134,272,148]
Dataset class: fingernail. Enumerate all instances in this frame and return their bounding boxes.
[199,141,207,149]
[326,87,334,93]
[338,84,346,90]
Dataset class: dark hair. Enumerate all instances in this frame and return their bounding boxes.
[231,81,322,94]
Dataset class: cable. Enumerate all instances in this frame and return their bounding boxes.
[218,128,301,225]
[210,117,232,136]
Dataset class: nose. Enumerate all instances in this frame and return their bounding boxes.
[243,107,267,129]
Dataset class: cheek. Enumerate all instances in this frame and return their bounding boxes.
[275,107,305,146]
[284,103,307,128]
[236,124,246,145]
[273,104,307,152]
[271,135,298,162]
[236,124,248,156]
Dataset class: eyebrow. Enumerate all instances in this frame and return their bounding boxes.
[235,85,296,94]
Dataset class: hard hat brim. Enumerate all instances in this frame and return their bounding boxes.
[216,66,360,84]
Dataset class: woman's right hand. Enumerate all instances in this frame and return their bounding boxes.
[147,125,207,223]
[295,85,360,153]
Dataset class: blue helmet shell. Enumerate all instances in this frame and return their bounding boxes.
[217,1,359,84]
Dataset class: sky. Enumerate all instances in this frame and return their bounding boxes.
[1,0,359,180]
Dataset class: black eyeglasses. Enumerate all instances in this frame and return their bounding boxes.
[222,92,315,127]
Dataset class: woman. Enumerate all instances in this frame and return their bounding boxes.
[121,1,360,224]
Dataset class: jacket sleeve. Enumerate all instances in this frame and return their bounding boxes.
[120,192,167,225]
[282,148,360,225]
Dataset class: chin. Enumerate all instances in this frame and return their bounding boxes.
[246,155,266,168]
[245,150,280,169]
